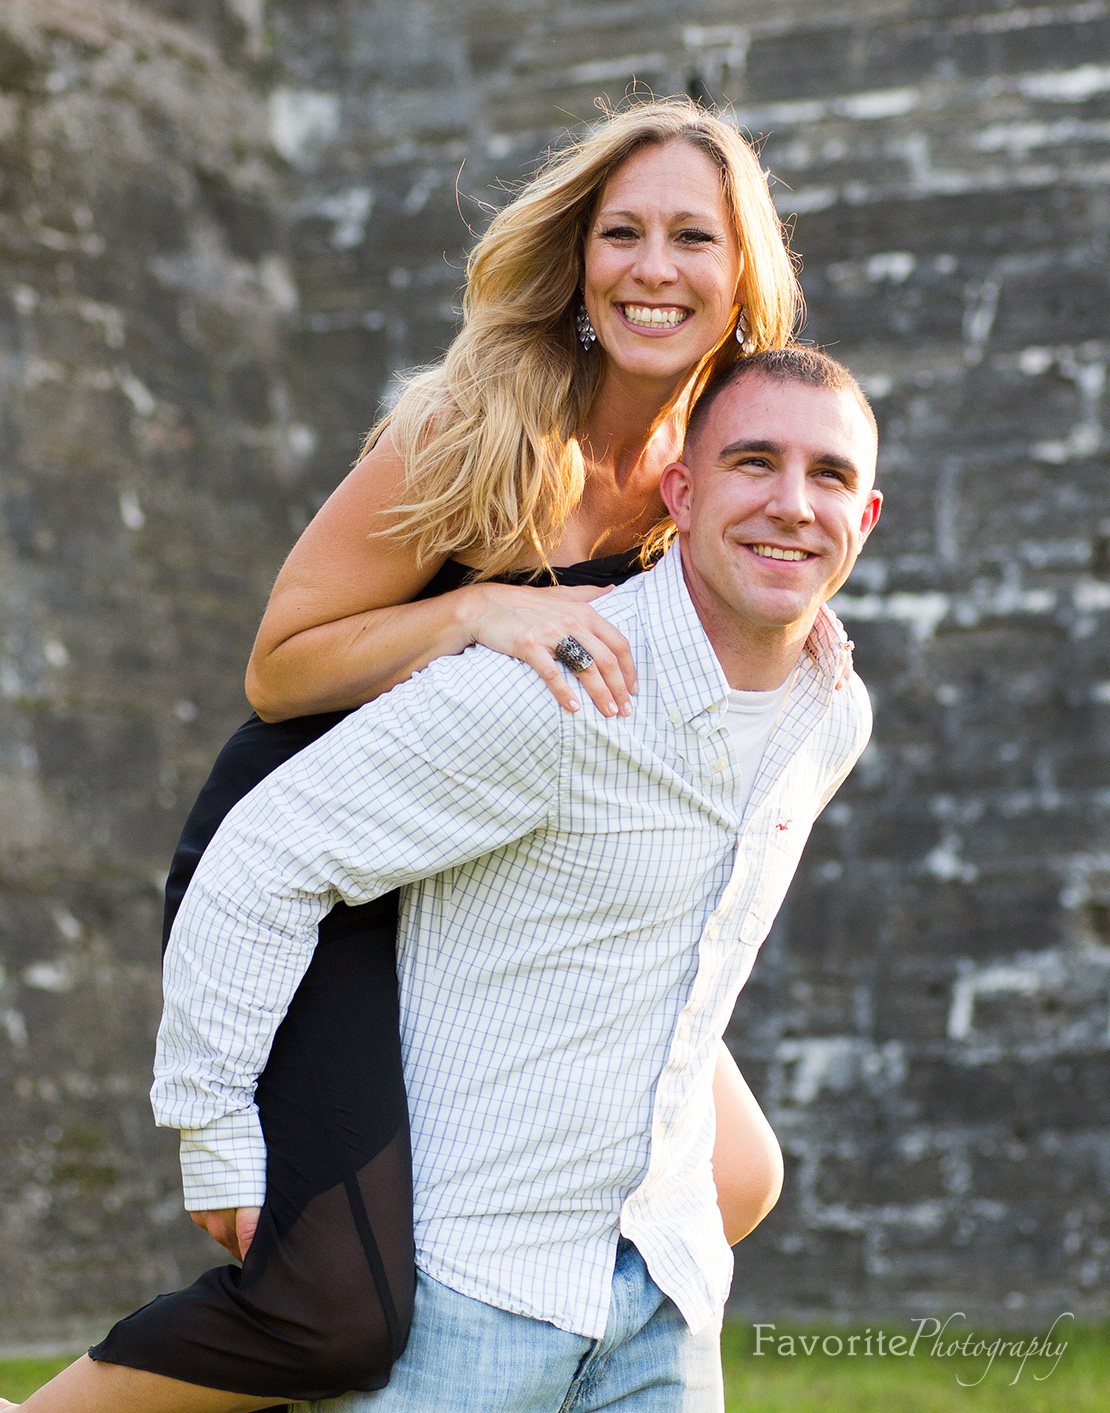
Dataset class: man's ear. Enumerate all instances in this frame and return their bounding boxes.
[858,488,883,545]
[659,460,695,532]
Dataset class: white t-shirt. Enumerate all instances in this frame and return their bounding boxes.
[723,675,794,812]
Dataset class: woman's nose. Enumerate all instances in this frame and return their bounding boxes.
[631,232,678,287]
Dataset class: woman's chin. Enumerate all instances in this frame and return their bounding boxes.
[600,340,709,386]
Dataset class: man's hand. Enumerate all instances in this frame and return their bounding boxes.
[190,1206,261,1262]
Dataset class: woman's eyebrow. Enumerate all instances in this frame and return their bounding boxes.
[597,208,718,224]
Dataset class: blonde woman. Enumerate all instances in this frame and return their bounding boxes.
[14,98,801,1413]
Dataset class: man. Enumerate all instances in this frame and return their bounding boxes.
[168,347,882,1411]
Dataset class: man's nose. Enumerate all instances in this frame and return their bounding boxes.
[765,470,815,526]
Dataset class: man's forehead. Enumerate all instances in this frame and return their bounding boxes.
[697,375,877,465]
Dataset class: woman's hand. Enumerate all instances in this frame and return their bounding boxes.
[190,1206,261,1263]
[464,581,639,717]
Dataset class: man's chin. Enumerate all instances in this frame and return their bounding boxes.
[726,586,819,632]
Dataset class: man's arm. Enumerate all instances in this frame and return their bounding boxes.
[154,649,564,1210]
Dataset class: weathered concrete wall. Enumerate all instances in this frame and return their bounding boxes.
[0,0,1107,1341]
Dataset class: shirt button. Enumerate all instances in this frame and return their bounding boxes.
[712,758,728,771]
[678,1017,691,1041]
[669,710,682,726]
[706,922,720,941]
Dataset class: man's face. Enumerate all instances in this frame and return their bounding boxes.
[661,375,882,640]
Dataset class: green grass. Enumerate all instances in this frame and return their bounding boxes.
[722,1318,1110,1412]
[0,1356,76,1401]
[3,1324,1107,1407]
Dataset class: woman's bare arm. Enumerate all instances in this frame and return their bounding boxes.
[711,1040,784,1245]
[245,432,637,722]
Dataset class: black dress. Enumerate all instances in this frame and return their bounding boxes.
[89,548,646,1405]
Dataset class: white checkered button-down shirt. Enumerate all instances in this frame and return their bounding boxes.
[155,544,871,1339]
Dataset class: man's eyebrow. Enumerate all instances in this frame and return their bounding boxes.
[718,439,786,460]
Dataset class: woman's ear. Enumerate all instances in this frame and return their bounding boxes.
[658,461,695,532]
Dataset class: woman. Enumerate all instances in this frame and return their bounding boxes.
[13,97,800,1412]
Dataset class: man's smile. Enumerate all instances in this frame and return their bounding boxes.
[744,542,816,562]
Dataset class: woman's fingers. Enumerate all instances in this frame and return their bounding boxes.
[467,581,639,715]
[545,591,637,714]
[236,1205,261,1261]
[516,642,585,713]
[565,637,628,717]
[190,1206,260,1262]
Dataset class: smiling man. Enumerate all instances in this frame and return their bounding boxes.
[104,347,880,1413]
[667,346,881,693]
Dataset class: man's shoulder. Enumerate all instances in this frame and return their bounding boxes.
[837,670,872,723]
[361,638,564,760]
[401,638,559,713]
[822,670,873,764]
[588,563,654,634]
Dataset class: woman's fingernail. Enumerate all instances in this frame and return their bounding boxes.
[568,698,580,711]
[621,701,633,716]
[607,701,618,716]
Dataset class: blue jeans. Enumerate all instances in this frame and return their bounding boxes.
[296,1239,723,1413]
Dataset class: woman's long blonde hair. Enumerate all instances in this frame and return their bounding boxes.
[370,97,802,576]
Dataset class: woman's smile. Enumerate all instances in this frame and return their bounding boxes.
[617,303,692,331]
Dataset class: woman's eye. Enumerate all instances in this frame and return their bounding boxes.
[678,228,715,244]
[600,226,638,240]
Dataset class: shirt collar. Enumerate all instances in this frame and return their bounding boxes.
[641,543,849,726]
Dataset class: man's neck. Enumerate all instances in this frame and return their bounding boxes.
[678,544,816,691]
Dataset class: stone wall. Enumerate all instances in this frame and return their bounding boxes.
[0,0,1107,1342]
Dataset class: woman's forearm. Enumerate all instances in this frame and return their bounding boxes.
[246,589,477,722]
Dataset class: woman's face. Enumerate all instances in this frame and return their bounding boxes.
[582,140,743,389]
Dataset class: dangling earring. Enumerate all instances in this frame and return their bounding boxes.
[735,305,755,355]
[576,299,597,349]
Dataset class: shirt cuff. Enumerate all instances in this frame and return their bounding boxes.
[178,1109,268,1212]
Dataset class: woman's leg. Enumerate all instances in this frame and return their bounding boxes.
[12,918,413,1412]
[711,1040,784,1244]
[88,913,414,1400]
[11,1356,287,1412]
[9,715,416,1410]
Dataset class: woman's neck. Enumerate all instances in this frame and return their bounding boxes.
[579,364,692,482]
[544,367,691,565]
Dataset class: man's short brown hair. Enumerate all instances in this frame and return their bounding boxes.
[685,346,877,456]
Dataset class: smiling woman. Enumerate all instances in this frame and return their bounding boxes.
[13,100,802,1413]
[582,142,743,395]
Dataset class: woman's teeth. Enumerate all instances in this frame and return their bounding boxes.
[750,544,809,561]
[621,305,688,328]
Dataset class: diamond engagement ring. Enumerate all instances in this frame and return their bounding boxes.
[553,636,594,673]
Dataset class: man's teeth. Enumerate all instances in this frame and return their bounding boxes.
[622,305,688,328]
[750,544,809,561]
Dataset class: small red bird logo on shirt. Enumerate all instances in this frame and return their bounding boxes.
[776,819,792,832]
